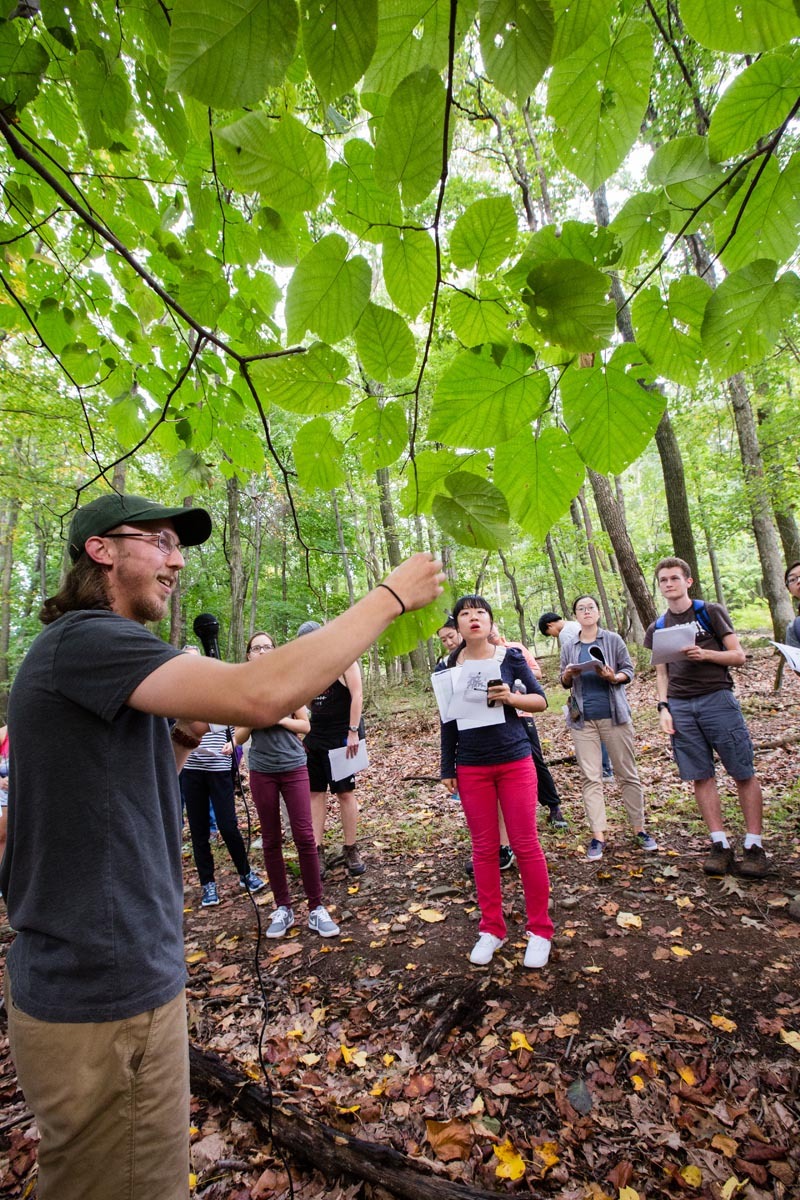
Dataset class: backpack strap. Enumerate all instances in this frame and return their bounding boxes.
[655,599,722,645]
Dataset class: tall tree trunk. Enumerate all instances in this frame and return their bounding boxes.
[775,508,800,566]
[575,487,615,630]
[613,478,646,643]
[331,490,355,606]
[545,532,569,615]
[497,549,527,644]
[226,474,247,661]
[169,494,195,647]
[594,184,702,596]
[0,495,19,719]
[727,375,794,638]
[375,468,422,678]
[474,553,491,595]
[697,492,726,606]
[249,499,263,638]
[587,471,658,630]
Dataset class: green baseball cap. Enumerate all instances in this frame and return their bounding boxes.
[68,494,212,561]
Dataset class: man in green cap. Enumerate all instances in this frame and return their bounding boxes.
[1,491,444,1200]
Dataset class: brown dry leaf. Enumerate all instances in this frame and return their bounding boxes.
[268,941,304,960]
[425,1118,474,1163]
[417,908,446,923]
[712,1134,739,1158]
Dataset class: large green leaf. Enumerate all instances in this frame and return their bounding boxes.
[167,0,298,106]
[355,303,416,381]
[708,52,800,162]
[631,280,710,388]
[134,60,190,160]
[293,417,346,490]
[715,155,800,272]
[449,195,519,273]
[329,139,403,243]
[494,426,584,544]
[521,259,615,353]
[608,192,672,270]
[382,228,437,318]
[374,67,446,206]
[560,344,664,474]
[285,233,371,343]
[506,220,621,290]
[301,0,378,99]
[251,343,350,413]
[551,0,615,63]
[70,50,132,149]
[432,471,510,549]
[378,598,445,659]
[217,113,328,211]
[176,267,230,325]
[681,0,800,53]
[449,289,512,347]
[258,207,303,267]
[547,20,653,190]
[364,0,476,95]
[429,344,549,448]
[398,449,490,516]
[479,0,554,100]
[217,424,266,473]
[0,21,49,114]
[701,260,800,381]
[351,397,408,469]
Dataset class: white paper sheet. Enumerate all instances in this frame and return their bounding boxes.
[771,641,800,672]
[430,662,506,729]
[327,738,369,782]
[650,622,698,665]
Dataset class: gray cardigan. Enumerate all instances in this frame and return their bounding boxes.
[559,627,635,730]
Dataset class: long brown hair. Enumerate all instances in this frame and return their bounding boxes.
[40,555,112,625]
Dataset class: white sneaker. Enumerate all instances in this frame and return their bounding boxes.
[266,906,294,938]
[308,905,340,938]
[524,933,551,969]
[469,932,506,965]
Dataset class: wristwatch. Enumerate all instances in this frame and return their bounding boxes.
[348,725,360,732]
[657,701,671,712]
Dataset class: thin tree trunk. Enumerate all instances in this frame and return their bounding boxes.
[613,478,646,643]
[375,468,422,678]
[169,495,195,648]
[775,508,800,566]
[697,494,726,606]
[331,490,355,606]
[249,499,263,638]
[545,532,569,615]
[226,474,247,661]
[474,553,491,595]
[575,487,615,630]
[587,472,657,630]
[0,495,19,719]
[497,549,527,644]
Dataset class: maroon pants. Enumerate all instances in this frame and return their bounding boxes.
[249,766,323,910]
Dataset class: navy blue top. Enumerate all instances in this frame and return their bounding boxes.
[577,642,612,719]
[439,647,546,776]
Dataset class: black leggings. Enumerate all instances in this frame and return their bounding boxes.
[520,718,561,809]
[182,768,249,885]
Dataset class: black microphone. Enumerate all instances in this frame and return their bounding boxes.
[193,613,221,659]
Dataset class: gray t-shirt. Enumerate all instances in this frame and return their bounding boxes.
[0,610,184,1022]
[249,723,307,774]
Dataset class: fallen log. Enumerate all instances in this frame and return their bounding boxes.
[189,1044,537,1200]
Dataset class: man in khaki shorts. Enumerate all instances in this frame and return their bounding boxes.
[0,491,443,1200]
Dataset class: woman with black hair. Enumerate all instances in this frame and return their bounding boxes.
[439,595,553,968]
[785,561,800,651]
[560,595,656,863]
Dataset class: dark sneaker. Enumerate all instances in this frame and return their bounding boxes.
[602,766,614,780]
[201,882,220,907]
[738,844,768,879]
[465,858,474,877]
[703,841,734,876]
[239,869,267,893]
[343,843,366,875]
[636,831,658,852]
[586,838,605,862]
[316,844,327,880]
[548,806,569,829]
[499,845,515,871]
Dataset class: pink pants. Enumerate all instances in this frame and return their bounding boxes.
[457,756,553,941]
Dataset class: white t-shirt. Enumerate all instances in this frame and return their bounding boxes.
[558,620,581,647]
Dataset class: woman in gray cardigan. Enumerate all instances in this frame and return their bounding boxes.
[560,595,657,862]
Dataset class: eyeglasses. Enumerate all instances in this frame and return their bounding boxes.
[787,575,800,585]
[248,643,273,654]
[575,605,597,613]
[104,531,183,555]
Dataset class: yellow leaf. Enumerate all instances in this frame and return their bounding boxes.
[711,1134,738,1158]
[676,896,694,909]
[189,1126,199,1136]
[671,945,692,958]
[678,1064,697,1086]
[711,1014,737,1033]
[347,884,360,894]
[681,1164,702,1187]
[619,1189,640,1200]
[616,912,642,929]
[631,1074,645,1091]
[312,1006,327,1022]
[340,1044,355,1064]
[494,1138,526,1181]
[383,1053,395,1066]
[405,962,418,970]
[533,1141,559,1172]
[299,1053,320,1066]
[287,1027,305,1040]
[371,1080,386,1096]
[583,964,603,973]
[336,1104,360,1113]
[185,951,207,964]
[721,1177,744,1199]
[340,1044,368,1068]
[189,1172,197,1190]
[510,1031,534,1053]
[629,1050,648,1063]
[418,908,446,923]
[779,1028,800,1052]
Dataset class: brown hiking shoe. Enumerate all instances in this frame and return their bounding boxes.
[343,842,366,876]
[703,841,734,876]
[738,844,768,880]
[316,844,327,880]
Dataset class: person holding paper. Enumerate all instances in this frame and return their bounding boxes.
[644,557,767,879]
[560,595,656,863]
[224,632,339,940]
[440,595,553,969]
[297,620,366,877]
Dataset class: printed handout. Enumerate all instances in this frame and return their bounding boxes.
[431,662,506,729]
[650,622,698,665]
[328,738,369,782]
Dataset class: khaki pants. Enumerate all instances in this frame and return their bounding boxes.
[5,974,190,1200]
[571,718,645,836]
